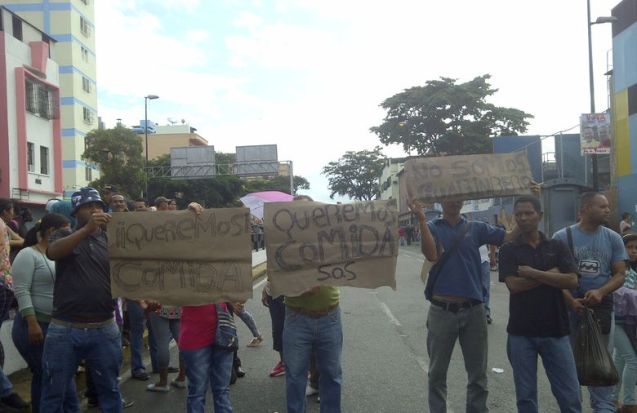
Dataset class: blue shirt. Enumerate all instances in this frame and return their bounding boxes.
[426,217,505,301]
[553,224,627,300]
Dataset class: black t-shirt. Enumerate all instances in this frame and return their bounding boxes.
[48,227,114,322]
[499,233,577,337]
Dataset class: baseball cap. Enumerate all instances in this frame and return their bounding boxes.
[71,187,106,216]
[154,196,170,206]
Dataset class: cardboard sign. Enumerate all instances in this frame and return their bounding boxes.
[264,200,398,297]
[108,208,253,305]
[402,152,533,202]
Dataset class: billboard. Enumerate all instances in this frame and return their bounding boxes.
[580,113,611,155]
[170,146,216,178]
[235,145,279,177]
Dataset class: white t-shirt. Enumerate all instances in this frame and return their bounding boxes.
[479,245,489,263]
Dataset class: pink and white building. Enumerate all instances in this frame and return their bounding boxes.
[0,6,62,206]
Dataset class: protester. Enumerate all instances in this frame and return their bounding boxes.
[233,301,263,347]
[10,213,78,412]
[282,194,343,413]
[133,198,148,212]
[110,193,128,213]
[40,187,124,412]
[261,281,286,377]
[147,305,187,392]
[411,182,539,413]
[155,196,170,211]
[168,199,178,210]
[553,192,627,413]
[499,195,581,413]
[177,201,234,412]
[620,213,633,236]
[178,302,234,412]
[611,233,637,413]
[101,184,117,210]
[0,210,29,412]
[0,198,24,254]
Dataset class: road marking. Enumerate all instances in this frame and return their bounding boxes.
[379,302,401,327]
[254,277,267,290]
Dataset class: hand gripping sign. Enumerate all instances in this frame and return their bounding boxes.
[108,208,253,305]
[401,152,534,202]
[264,200,399,297]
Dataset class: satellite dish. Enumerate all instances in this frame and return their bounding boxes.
[167,117,177,125]
[181,119,186,124]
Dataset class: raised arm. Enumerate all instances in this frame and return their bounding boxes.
[47,212,109,260]
[408,200,437,262]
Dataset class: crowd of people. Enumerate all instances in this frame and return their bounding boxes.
[0,183,636,413]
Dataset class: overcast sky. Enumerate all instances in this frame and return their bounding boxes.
[95,0,617,202]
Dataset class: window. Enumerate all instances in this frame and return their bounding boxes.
[81,46,89,62]
[12,16,22,41]
[83,107,93,124]
[40,146,49,175]
[81,0,89,5]
[80,16,91,37]
[25,79,58,119]
[82,76,91,93]
[27,142,34,172]
[85,166,92,182]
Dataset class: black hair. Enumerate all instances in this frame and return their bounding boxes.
[623,212,631,220]
[24,213,70,247]
[514,195,542,213]
[293,195,313,201]
[134,198,147,204]
[579,192,604,210]
[0,198,13,213]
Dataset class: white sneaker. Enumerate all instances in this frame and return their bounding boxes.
[305,384,319,397]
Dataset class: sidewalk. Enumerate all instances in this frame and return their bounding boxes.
[6,248,269,405]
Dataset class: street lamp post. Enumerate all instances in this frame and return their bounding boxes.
[587,0,617,190]
[144,94,159,197]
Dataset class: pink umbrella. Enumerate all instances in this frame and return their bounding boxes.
[240,191,294,220]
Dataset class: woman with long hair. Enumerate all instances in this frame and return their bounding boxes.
[10,213,79,412]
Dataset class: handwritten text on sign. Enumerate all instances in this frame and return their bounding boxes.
[402,152,533,202]
[264,200,399,297]
[108,208,252,305]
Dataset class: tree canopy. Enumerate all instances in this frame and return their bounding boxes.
[322,147,386,201]
[82,126,146,197]
[370,74,533,156]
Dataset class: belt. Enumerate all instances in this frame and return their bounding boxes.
[430,299,481,313]
[287,304,339,318]
[51,318,114,329]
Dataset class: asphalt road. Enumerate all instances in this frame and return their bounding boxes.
[113,245,592,413]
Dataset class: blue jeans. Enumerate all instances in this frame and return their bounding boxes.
[569,311,615,413]
[507,335,581,413]
[480,261,491,315]
[283,306,343,413]
[11,313,79,412]
[40,319,123,413]
[127,300,151,373]
[181,345,233,413]
[148,313,180,370]
[612,323,637,406]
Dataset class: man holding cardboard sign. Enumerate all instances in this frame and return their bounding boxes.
[409,168,538,413]
[264,196,399,413]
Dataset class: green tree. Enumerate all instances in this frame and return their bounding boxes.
[243,175,310,195]
[370,74,533,156]
[82,126,146,197]
[148,175,243,208]
[322,147,386,201]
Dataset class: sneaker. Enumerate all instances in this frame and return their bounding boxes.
[486,314,493,324]
[269,361,285,377]
[171,378,187,389]
[305,384,319,397]
[236,367,246,378]
[247,336,263,347]
[0,392,29,411]
[132,370,150,381]
[122,398,135,408]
